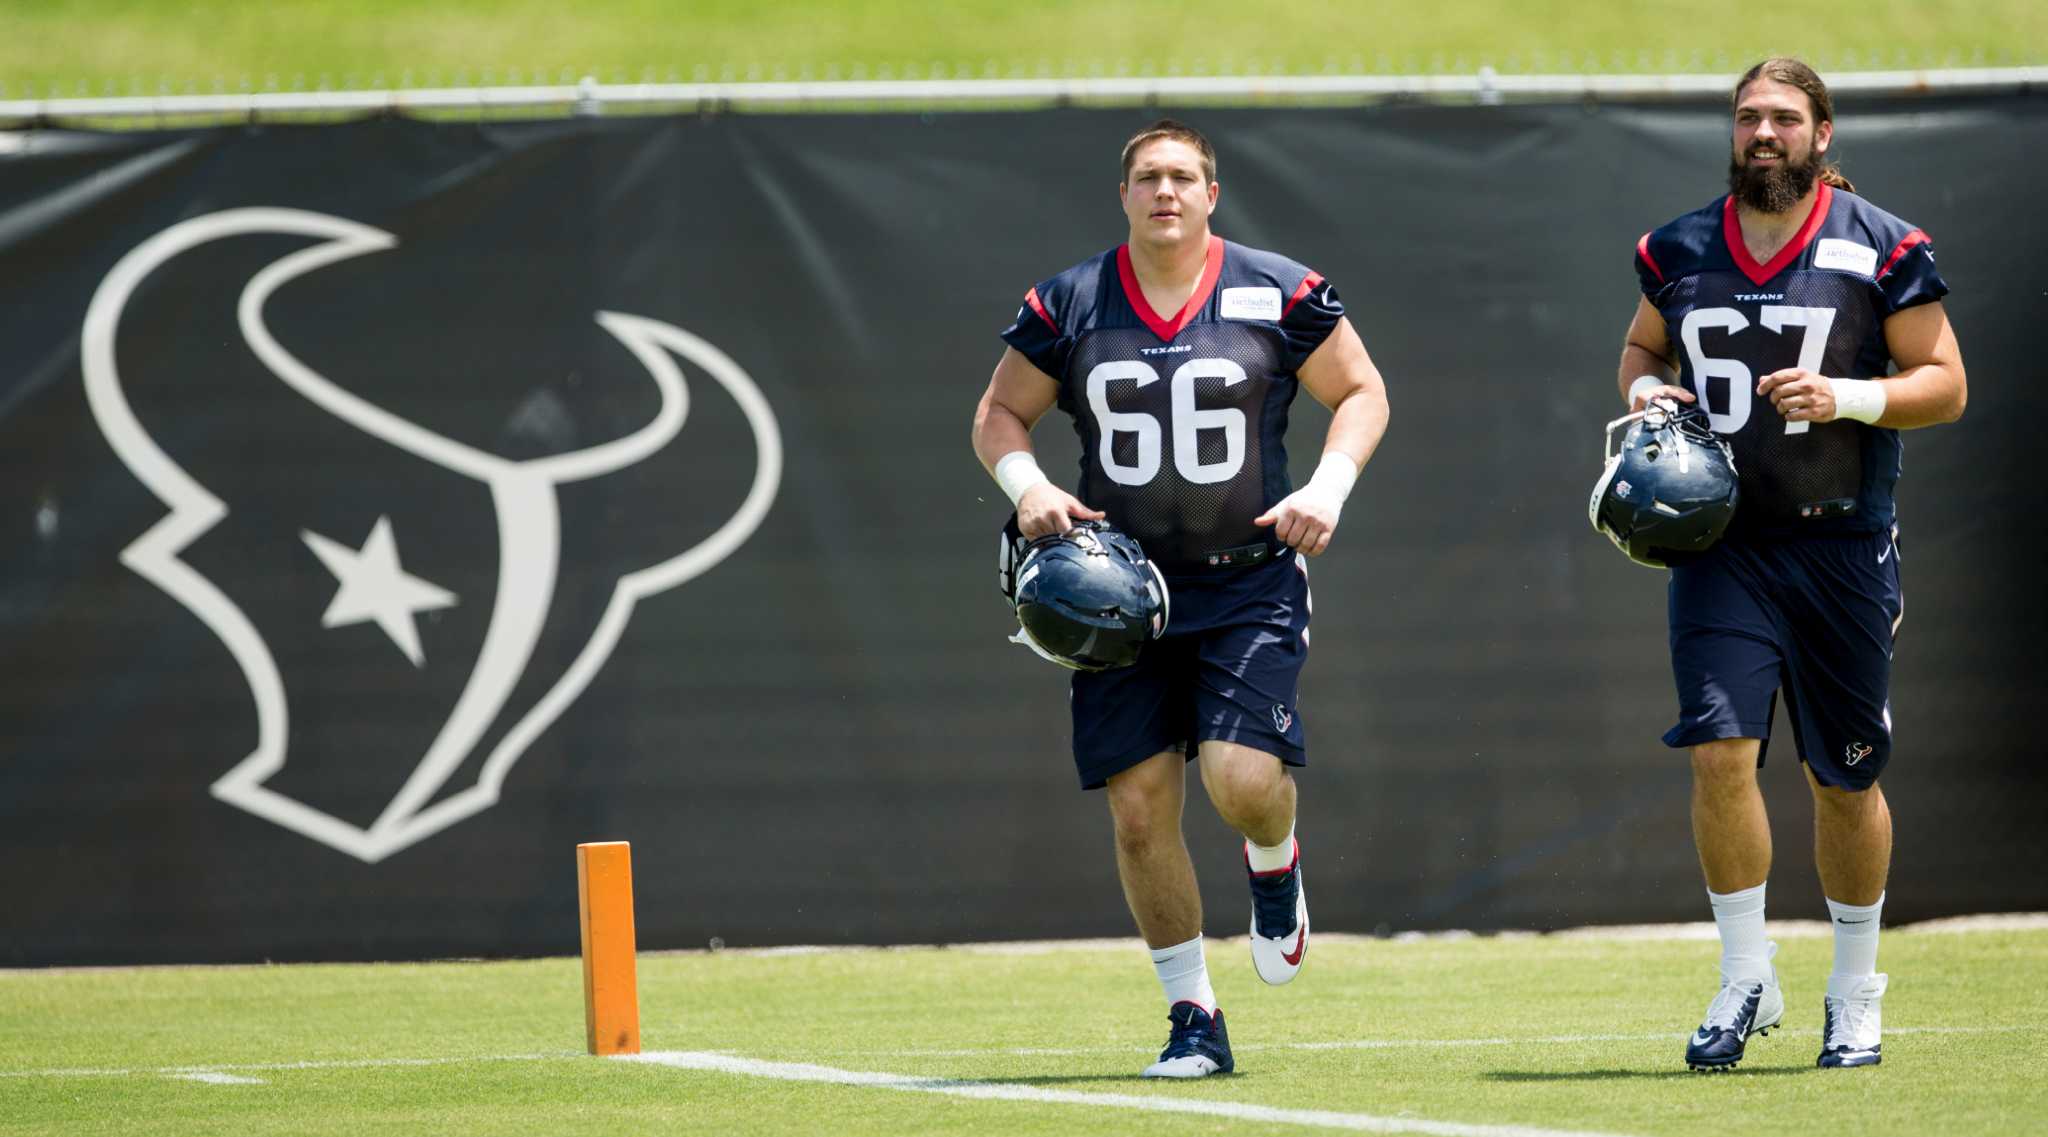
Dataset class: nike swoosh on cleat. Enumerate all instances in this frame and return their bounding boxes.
[1143,1055,1221,1078]
[1692,1029,1714,1046]
[1281,928,1306,966]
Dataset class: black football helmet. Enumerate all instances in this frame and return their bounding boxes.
[997,517,1168,671]
[1589,398,1740,569]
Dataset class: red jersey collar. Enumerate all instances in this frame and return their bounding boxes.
[1722,182,1834,286]
[1116,235,1225,342]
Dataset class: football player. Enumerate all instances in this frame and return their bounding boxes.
[1617,59,1967,1071]
[970,119,1390,1077]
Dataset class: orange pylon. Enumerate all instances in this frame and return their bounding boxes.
[577,841,640,1055]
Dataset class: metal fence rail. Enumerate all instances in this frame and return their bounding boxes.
[2,67,2042,122]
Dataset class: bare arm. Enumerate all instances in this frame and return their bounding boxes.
[1617,295,1693,410]
[971,347,1056,468]
[1756,300,1967,428]
[970,347,1103,537]
[1253,317,1390,556]
[1876,301,1967,425]
[1297,317,1390,471]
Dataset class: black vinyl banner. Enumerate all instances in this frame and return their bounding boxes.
[2,100,2043,965]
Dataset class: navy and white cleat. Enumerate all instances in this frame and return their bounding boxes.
[1818,973,1887,1068]
[1247,839,1308,985]
[1684,944,1784,1072]
[1141,1002,1235,1078]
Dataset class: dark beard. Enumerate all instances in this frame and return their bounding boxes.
[1727,148,1822,213]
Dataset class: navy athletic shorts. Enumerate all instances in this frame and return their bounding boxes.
[1663,527,1903,790]
[1069,549,1312,790]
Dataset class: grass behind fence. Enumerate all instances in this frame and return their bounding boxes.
[3,0,2045,100]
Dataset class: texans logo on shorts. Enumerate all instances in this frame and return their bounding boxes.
[1272,704,1294,734]
[83,208,783,863]
[1844,741,1876,765]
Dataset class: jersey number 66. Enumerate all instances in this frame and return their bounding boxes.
[1086,358,1248,487]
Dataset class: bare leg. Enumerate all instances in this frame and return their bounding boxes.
[1682,738,1781,1072]
[1692,739,1770,892]
[1808,767,1890,906]
[1809,766,1890,1023]
[1196,740,1296,846]
[1105,751,1201,948]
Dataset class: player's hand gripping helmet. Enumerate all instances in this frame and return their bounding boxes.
[996,517,1169,671]
[1588,398,1740,569]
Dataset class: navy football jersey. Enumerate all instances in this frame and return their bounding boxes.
[1000,236,1342,574]
[1636,184,1947,540]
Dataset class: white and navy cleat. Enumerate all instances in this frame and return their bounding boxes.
[1684,943,1784,1072]
[1246,839,1308,986]
[1818,973,1887,1068]
[1141,1001,1234,1078]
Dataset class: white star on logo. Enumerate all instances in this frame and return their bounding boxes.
[301,516,458,667]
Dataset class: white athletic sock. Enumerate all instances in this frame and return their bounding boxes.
[1826,892,1884,996]
[1708,882,1771,982]
[1149,935,1216,1014]
[1246,826,1297,874]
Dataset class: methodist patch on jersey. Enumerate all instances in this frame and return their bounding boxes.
[1813,238,1879,277]
[1219,286,1283,321]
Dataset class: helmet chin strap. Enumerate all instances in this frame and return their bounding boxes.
[1145,559,1171,638]
[1009,626,1087,670]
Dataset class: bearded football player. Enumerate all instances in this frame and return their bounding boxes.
[1616,59,1967,1071]
[970,120,1390,1077]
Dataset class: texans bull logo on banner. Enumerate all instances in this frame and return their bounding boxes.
[83,208,782,863]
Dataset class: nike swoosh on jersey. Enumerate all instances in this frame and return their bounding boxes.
[1878,543,1893,563]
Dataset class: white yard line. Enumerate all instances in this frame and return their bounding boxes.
[827,1024,2031,1059]
[165,1071,265,1085]
[2,1024,2025,1080]
[626,1050,1644,1137]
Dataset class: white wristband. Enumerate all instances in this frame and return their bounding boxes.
[1829,378,1888,424]
[1627,375,1666,406]
[1304,451,1359,505]
[992,450,1051,507]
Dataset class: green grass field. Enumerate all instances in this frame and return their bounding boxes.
[6,924,2045,1135]
[3,0,2044,98]
[2,10,2043,1136]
